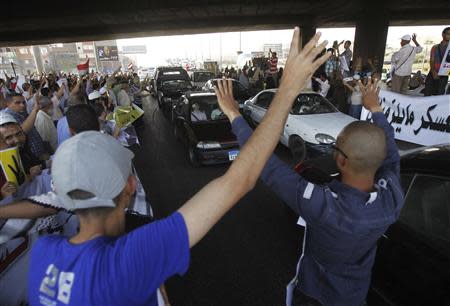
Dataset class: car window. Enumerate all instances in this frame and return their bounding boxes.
[255,92,275,109]
[189,96,224,122]
[232,81,247,98]
[162,79,192,89]
[399,174,450,248]
[194,72,214,83]
[291,94,337,115]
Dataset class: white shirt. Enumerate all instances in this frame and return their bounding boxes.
[117,89,131,107]
[350,85,362,105]
[51,95,64,121]
[314,78,330,97]
[391,44,423,76]
[35,110,58,151]
[191,110,207,121]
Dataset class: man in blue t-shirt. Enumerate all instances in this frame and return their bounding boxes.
[28,29,332,306]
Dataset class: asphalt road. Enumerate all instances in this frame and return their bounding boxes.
[133,96,303,306]
[132,95,395,306]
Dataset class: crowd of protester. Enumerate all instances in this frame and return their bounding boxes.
[0,26,447,306]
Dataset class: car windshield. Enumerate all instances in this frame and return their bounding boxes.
[162,79,191,90]
[194,72,215,82]
[291,94,337,115]
[190,96,225,122]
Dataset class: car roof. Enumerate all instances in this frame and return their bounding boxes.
[186,92,216,98]
[400,144,450,176]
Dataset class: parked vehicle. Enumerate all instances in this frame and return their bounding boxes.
[152,67,192,109]
[189,70,215,90]
[172,92,240,166]
[202,79,252,109]
[243,89,355,160]
[371,144,450,306]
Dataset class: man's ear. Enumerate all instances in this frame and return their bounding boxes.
[335,153,347,170]
[124,175,137,196]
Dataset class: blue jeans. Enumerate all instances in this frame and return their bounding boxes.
[349,104,362,119]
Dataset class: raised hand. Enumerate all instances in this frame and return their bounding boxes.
[1,182,17,199]
[214,79,240,122]
[279,29,330,97]
[360,78,382,113]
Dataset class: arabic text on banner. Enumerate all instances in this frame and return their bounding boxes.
[360,90,450,146]
[438,43,450,76]
[0,147,26,187]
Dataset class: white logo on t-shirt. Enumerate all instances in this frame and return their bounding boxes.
[39,264,75,304]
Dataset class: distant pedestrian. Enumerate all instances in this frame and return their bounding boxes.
[424,27,450,96]
[390,34,422,94]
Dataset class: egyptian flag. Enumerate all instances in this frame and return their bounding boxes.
[77,59,89,76]
[127,62,134,71]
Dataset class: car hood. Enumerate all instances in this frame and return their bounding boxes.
[190,121,237,143]
[289,112,356,142]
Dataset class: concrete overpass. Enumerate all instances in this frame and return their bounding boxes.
[1,0,449,71]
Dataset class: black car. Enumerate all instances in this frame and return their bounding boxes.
[293,144,450,305]
[151,67,192,108]
[371,144,450,306]
[202,78,251,109]
[172,92,240,166]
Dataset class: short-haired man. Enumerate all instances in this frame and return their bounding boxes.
[391,34,422,94]
[424,26,450,96]
[220,76,403,305]
[28,29,331,306]
[340,40,353,77]
[3,92,47,160]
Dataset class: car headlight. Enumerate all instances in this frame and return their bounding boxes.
[197,141,221,149]
[163,97,172,102]
[315,133,335,144]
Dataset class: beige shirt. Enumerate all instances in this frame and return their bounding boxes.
[35,110,58,151]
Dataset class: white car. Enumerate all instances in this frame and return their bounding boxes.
[243,89,356,160]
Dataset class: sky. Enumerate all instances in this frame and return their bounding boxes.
[116,25,447,67]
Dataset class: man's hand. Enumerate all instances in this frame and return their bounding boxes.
[279,29,330,98]
[29,165,42,181]
[32,93,41,113]
[412,33,417,42]
[214,79,240,123]
[1,182,17,199]
[360,78,382,113]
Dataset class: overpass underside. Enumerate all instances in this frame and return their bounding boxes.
[2,0,449,70]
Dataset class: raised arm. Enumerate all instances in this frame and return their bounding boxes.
[21,93,40,133]
[178,29,330,247]
[360,78,400,177]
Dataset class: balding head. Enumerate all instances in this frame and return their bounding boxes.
[335,121,386,174]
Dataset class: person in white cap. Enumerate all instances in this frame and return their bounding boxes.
[391,33,422,94]
[27,29,331,306]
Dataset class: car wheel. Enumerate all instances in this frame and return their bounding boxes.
[289,135,307,164]
[188,146,200,167]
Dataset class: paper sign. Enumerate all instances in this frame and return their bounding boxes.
[438,43,450,76]
[0,147,26,187]
[107,104,144,128]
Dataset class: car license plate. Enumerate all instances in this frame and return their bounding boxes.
[228,150,239,161]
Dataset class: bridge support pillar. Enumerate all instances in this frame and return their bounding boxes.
[353,13,389,73]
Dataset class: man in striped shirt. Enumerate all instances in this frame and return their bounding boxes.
[268,49,279,88]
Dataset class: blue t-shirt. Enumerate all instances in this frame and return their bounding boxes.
[28,212,190,306]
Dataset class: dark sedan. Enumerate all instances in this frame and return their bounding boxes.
[172,92,240,166]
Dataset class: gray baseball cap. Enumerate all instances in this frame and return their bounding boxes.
[0,111,17,126]
[52,131,134,210]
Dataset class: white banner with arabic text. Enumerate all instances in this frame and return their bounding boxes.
[360,90,450,146]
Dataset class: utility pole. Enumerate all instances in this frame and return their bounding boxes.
[32,45,44,74]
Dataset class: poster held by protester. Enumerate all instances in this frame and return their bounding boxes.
[360,90,450,146]
[0,147,26,187]
[107,104,144,128]
[438,43,450,76]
